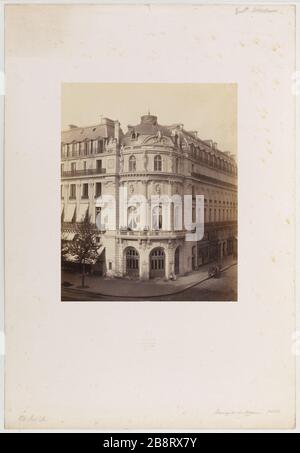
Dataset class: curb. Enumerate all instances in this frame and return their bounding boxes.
[63,262,237,300]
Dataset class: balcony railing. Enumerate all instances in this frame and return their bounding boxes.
[204,220,237,228]
[62,168,106,177]
[191,171,237,189]
[117,229,186,238]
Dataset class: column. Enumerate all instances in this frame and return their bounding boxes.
[166,244,175,279]
[141,180,148,230]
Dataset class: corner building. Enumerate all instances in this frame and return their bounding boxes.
[61,114,237,280]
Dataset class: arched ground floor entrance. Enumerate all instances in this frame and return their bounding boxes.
[125,246,139,277]
[150,247,165,279]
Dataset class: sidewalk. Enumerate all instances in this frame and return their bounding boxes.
[62,256,237,299]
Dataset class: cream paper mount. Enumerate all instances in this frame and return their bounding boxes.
[4,4,296,428]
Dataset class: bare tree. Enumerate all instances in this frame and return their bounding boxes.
[64,215,99,288]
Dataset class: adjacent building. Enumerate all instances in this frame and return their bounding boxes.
[61,114,237,279]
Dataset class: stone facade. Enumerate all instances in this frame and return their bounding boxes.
[61,114,237,280]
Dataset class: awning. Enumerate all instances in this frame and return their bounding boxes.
[64,204,76,222]
[97,245,105,256]
[62,232,76,241]
[77,204,89,222]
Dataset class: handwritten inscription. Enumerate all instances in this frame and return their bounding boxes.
[235,7,278,15]
[18,414,46,423]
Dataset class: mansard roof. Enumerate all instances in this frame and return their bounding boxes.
[123,114,173,145]
[61,113,236,162]
[61,118,122,144]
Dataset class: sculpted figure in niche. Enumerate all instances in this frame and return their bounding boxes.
[143,150,148,171]
[174,133,178,147]
[119,151,124,172]
[171,155,176,173]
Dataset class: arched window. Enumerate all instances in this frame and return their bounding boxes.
[154,155,162,171]
[129,155,136,172]
[128,206,139,230]
[174,204,182,230]
[152,204,163,230]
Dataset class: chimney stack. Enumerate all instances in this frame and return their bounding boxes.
[114,120,120,143]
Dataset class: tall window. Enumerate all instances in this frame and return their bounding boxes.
[61,163,64,174]
[87,141,92,154]
[98,140,104,153]
[82,183,89,199]
[70,184,76,199]
[129,155,136,172]
[79,142,83,155]
[71,162,76,173]
[96,159,102,170]
[192,206,196,223]
[154,155,162,171]
[152,204,163,230]
[192,186,195,199]
[175,157,179,173]
[92,140,98,153]
[95,182,102,197]
[128,206,138,230]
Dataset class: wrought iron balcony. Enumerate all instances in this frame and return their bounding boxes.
[62,168,106,177]
[204,220,237,228]
[117,229,186,239]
